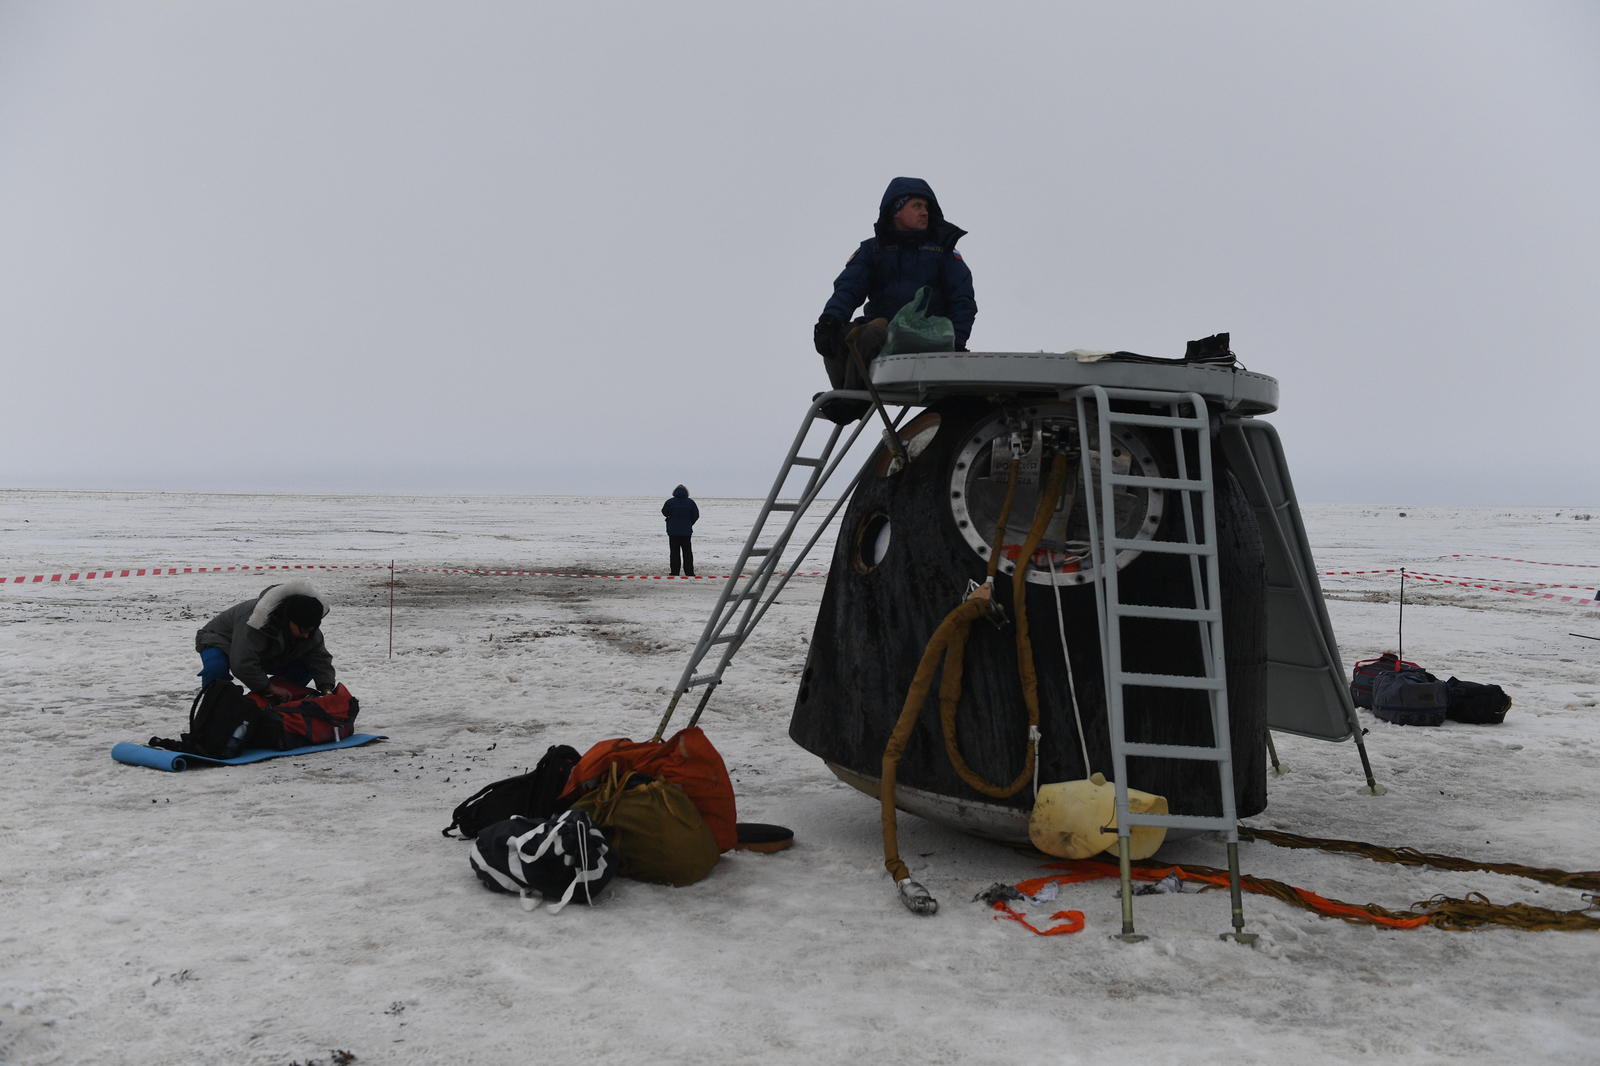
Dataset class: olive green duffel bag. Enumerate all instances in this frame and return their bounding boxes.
[571,764,720,886]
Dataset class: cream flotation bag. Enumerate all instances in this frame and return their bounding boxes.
[1029,772,1169,860]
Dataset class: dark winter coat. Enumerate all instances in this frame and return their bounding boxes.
[195,581,335,694]
[661,487,699,537]
[821,177,977,346]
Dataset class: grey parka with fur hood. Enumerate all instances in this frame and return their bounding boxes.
[194,580,335,694]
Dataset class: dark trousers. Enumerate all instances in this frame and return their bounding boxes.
[669,535,695,576]
[822,318,889,390]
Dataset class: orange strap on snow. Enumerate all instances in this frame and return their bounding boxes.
[1034,858,1432,929]
[991,902,1086,936]
[1031,859,1600,932]
[988,874,1089,935]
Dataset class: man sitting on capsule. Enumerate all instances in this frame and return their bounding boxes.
[813,177,977,405]
[195,580,336,698]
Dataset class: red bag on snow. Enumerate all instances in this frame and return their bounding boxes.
[560,727,737,852]
[1349,653,1424,709]
[246,683,360,749]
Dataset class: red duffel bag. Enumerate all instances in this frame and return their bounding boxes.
[246,683,360,749]
[561,727,737,852]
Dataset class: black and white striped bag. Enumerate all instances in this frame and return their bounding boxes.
[470,810,614,913]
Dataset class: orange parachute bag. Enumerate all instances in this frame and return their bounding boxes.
[560,727,738,852]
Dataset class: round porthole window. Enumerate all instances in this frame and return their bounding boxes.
[854,510,892,573]
[947,403,1164,586]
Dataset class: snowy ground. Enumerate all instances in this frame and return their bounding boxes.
[2,491,1598,1066]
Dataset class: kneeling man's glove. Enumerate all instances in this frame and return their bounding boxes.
[814,314,847,360]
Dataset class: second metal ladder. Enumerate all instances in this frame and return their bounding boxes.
[1076,384,1257,944]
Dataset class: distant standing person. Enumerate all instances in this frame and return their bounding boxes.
[662,485,699,577]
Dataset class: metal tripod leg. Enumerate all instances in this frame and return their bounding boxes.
[1114,835,1147,943]
[1267,730,1286,776]
[1220,842,1259,944]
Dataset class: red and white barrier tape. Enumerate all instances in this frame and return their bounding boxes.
[1319,568,1406,577]
[5,564,369,584]
[1451,553,1600,569]
[2,564,829,586]
[8,557,1593,608]
[1407,570,1596,591]
[1318,566,1598,606]
[1403,573,1599,607]
[391,567,828,580]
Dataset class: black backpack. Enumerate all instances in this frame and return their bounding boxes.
[442,744,580,839]
[469,810,614,912]
[1446,678,1512,724]
[149,680,259,759]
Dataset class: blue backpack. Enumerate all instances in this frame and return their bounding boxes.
[1370,669,1450,726]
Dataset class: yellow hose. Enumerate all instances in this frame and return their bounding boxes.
[880,596,990,882]
[881,452,1069,882]
[986,457,1020,579]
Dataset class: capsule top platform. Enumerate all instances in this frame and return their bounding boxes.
[870,350,1280,415]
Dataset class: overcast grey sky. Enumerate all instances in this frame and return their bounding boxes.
[1,2,1595,503]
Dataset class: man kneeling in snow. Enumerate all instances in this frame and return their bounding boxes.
[195,581,336,698]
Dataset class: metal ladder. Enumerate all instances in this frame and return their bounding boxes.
[1075,384,1257,944]
[652,390,903,740]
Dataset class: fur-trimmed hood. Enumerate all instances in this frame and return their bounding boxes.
[246,580,330,630]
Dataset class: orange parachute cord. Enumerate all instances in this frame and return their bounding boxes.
[1239,825,1600,893]
[1022,859,1600,933]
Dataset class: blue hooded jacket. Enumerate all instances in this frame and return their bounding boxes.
[821,177,976,346]
[662,486,699,537]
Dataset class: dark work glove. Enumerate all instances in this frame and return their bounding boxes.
[814,314,847,359]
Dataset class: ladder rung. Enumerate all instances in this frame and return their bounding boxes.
[746,548,771,556]
[1114,603,1218,622]
[688,674,718,687]
[1103,411,1207,429]
[790,456,824,467]
[770,502,800,512]
[1109,473,1211,491]
[1119,812,1236,831]
[1112,539,1213,556]
[709,633,740,645]
[1119,670,1225,691]
[1119,742,1229,761]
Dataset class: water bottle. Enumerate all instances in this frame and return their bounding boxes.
[222,720,250,759]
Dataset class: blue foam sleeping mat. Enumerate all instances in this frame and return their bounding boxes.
[112,734,388,772]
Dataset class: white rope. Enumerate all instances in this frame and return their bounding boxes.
[1047,550,1092,777]
[548,813,611,915]
[1029,724,1041,801]
[549,815,592,915]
